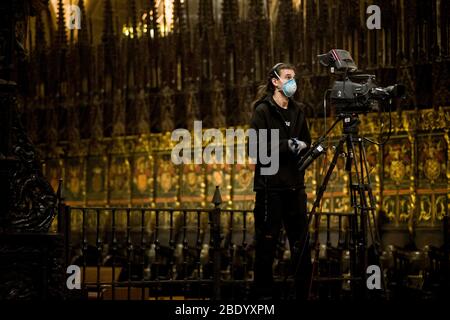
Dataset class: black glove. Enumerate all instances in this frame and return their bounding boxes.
[288,138,307,156]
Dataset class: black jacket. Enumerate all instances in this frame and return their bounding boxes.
[250,95,311,191]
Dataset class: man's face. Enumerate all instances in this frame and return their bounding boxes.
[272,68,296,89]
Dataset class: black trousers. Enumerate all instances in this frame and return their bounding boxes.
[253,188,312,299]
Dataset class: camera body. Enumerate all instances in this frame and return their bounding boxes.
[329,75,377,114]
[319,49,405,114]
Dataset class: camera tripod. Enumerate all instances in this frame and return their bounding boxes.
[294,113,383,300]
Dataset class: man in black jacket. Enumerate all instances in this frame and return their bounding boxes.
[250,63,312,300]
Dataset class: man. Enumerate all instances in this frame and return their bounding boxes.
[250,62,312,300]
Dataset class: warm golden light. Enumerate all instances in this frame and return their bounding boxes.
[50,0,88,30]
[121,0,174,39]
[156,0,173,36]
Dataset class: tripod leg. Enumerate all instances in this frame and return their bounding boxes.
[358,138,386,296]
[346,134,370,298]
[295,134,347,300]
[347,135,385,299]
[359,139,382,252]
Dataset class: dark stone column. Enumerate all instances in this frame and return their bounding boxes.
[0,0,68,300]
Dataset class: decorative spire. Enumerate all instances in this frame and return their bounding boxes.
[146,0,159,40]
[126,0,138,83]
[198,0,214,32]
[77,0,88,46]
[102,0,114,45]
[277,0,294,28]
[248,0,265,22]
[248,0,268,79]
[146,0,160,87]
[172,0,190,89]
[56,0,67,49]
[173,0,188,35]
[35,9,46,53]
[275,0,297,61]
[317,0,328,35]
[129,0,137,37]
[221,0,238,85]
[198,0,215,81]
[222,0,238,37]
[33,9,48,99]
[76,0,91,95]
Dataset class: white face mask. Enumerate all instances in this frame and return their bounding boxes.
[274,70,297,98]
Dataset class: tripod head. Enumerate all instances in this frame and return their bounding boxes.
[296,113,361,172]
[340,113,361,135]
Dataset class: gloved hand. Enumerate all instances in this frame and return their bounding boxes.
[288,138,307,156]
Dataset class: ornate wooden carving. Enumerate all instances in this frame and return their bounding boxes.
[8,94,57,232]
[185,82,201,130]
[160,85,175,132]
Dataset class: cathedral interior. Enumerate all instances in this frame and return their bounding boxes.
[0,0,450,303]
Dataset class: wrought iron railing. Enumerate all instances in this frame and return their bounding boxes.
[57,187,259,300]
[55,188,450,300]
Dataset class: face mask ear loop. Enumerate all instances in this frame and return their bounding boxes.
[273,69,283,94]
[273,69,281,81]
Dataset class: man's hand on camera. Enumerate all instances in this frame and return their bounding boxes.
[288,138,307,156]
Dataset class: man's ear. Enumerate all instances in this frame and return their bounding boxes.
[271,77,278,87]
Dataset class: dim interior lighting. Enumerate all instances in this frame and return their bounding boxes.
[51,0,173,39]
[122,0,174,39]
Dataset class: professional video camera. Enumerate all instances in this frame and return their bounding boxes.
[317,49,405,114]
[296,50,405,172]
